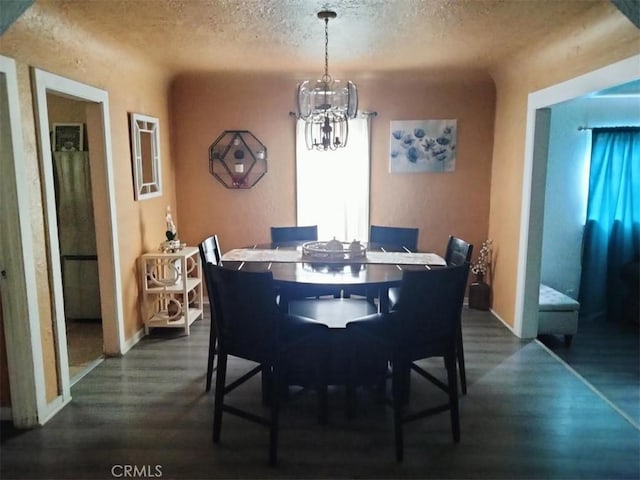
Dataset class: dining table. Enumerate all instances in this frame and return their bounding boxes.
[220,241,446,314]
[219,241,447,389]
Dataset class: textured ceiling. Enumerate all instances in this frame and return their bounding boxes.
[29,0,612,76]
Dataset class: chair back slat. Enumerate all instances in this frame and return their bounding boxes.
[445,236,473,266]
[207,264,281,362]
[395,264,469,356]
[271,225,318,243]
[370,225,419,251]
[199,234,222,266]
[198,235,224,393]
[199,234,222,318]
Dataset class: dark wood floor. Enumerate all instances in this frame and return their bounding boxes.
[1,308,639,479]
[538,317,639,427]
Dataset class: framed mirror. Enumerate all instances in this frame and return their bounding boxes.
[130,112,162,200]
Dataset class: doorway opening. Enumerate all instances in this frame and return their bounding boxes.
[46,93,105,384]
[536,85,640,428]
[32,68,125,418]
[518,55,640,427]
[517,55,639,338]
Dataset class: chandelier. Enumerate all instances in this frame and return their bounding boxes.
[296,10,358,151]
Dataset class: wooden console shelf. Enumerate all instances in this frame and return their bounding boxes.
[139,246,203,335]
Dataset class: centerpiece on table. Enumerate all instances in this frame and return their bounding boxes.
[469,239,492,310]
[302,238,366,261]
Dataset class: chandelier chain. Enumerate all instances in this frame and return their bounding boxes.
[324,17,330,82]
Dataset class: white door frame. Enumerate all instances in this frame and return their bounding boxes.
[31,68,125,418]
[515,54,640,337]
[0,55,45,427]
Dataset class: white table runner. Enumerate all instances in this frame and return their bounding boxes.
[221,248,446,266]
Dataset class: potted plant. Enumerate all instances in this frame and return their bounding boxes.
[469,239,492,310]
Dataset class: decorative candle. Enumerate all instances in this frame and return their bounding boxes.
[165,206,177,240]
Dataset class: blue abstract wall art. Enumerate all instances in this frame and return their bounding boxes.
[389,119,457,173]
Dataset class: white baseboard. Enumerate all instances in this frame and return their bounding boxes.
[70,357,106,387]
[39,395,68,425]
[121,327,145,355]
[490,308,524,337]
[463,301,522,338]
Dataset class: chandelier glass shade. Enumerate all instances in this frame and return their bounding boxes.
[296,11,358,151]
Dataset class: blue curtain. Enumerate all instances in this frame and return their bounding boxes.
[579,127,640,323]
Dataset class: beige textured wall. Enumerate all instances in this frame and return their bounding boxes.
[487,3,640,327]
[0,3,177,402]
[47,93,86,125]
[170,72,495,261]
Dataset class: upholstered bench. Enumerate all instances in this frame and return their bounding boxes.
[538,284,580,346]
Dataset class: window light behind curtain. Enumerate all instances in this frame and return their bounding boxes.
[296,116,371,242]
[578,127,639,323]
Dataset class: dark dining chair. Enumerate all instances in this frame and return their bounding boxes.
[445,235,474,267]
[199,234,222,393]
[444,236,473,395]
[369,225,419,251]
[270,225,318,244]
[346,263,470,462]
[271,224,341,299]
[346,224,419,301]
[206,264,328,465]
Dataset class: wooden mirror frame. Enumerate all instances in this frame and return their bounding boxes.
[130,112,162,200]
